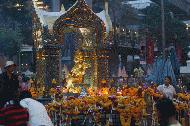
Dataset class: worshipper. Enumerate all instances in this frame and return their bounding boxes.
[0,61,19,107]
[0,61,29,126]
[19,74,30,92]
[156,98,182,126]
[157,76,176,100]
[19,91,53,126]
[0,102,29,126]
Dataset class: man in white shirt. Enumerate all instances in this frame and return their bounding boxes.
[19,91,53,126]
[157,76,176,100]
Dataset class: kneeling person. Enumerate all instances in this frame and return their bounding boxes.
[0,102,29,126]
[19,91,53,126]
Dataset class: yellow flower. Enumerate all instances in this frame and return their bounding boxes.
[51,79,57,84]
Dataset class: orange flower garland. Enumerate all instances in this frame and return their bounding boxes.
[45,86,189,125]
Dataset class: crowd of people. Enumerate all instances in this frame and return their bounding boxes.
[0,61,53,126]
[0,61,186,126]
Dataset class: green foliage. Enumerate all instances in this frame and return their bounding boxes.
[119,5,141,25]
[0,20,23,57]
[142,4,188,47]
[0,0,32,58]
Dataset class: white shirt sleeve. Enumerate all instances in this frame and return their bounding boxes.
[157,85,163,92]
[172,86,176,95]
[20,98,54,126]
[20,99,29,109]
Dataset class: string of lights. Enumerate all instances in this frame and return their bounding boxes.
[32,0,112,90]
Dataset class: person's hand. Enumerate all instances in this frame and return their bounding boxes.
[160,93,166,98]
[173,94,177,99]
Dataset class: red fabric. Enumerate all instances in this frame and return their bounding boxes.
[146,37,154,64]
[3,107,27,115]
[176,46,182,62]
[0,105,29,126]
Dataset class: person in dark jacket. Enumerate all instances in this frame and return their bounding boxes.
[0,61,19,107]
[156,98,182,126]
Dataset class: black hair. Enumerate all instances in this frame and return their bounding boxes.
[22,76,30,82]
[165,76,172,83]
[156,98,176,126]
[20,91,32,100]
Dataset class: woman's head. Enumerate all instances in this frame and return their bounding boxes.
[164,76,172,85]
[156,98,176,126]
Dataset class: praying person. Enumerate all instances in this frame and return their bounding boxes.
[0,101,29,126]
[157,76,176,99]
[0,61,19,107]
[19,91,53,126]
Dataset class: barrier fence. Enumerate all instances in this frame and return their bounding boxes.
[46,97,190,126]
